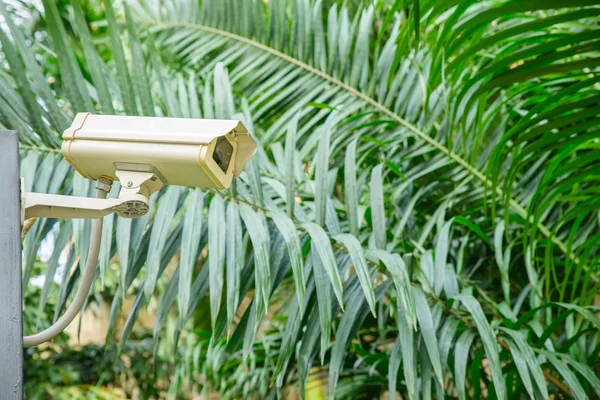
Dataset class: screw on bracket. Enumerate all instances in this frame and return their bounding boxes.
[96,177,113,194]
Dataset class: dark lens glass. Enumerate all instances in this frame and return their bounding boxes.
[212,136,234,173]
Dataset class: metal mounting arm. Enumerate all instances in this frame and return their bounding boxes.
[24,193,138,219]
[23,169,164,220]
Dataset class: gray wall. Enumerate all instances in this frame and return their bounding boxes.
[0,130,23,399]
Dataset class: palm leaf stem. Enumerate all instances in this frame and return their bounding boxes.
[19,144,61,153]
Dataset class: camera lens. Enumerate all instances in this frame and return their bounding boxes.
[212,136,234,173]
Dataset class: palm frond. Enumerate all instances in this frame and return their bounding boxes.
[1,0,599,398]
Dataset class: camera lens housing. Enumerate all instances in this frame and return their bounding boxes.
[61,113,257,190]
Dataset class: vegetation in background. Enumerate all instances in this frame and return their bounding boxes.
[1,0,599,398]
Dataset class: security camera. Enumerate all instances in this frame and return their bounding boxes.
[63,113,257,190]
[22,113,258,348]
[24,113,257,220]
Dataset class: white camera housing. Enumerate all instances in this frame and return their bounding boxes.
[62,113,257,190]
[24,113,257,221]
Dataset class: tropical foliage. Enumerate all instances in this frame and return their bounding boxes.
[1,0,600,398]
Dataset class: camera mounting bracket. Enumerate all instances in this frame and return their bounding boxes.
[23,169,164,221]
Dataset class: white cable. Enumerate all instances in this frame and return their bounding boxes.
[23,184,110,348]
